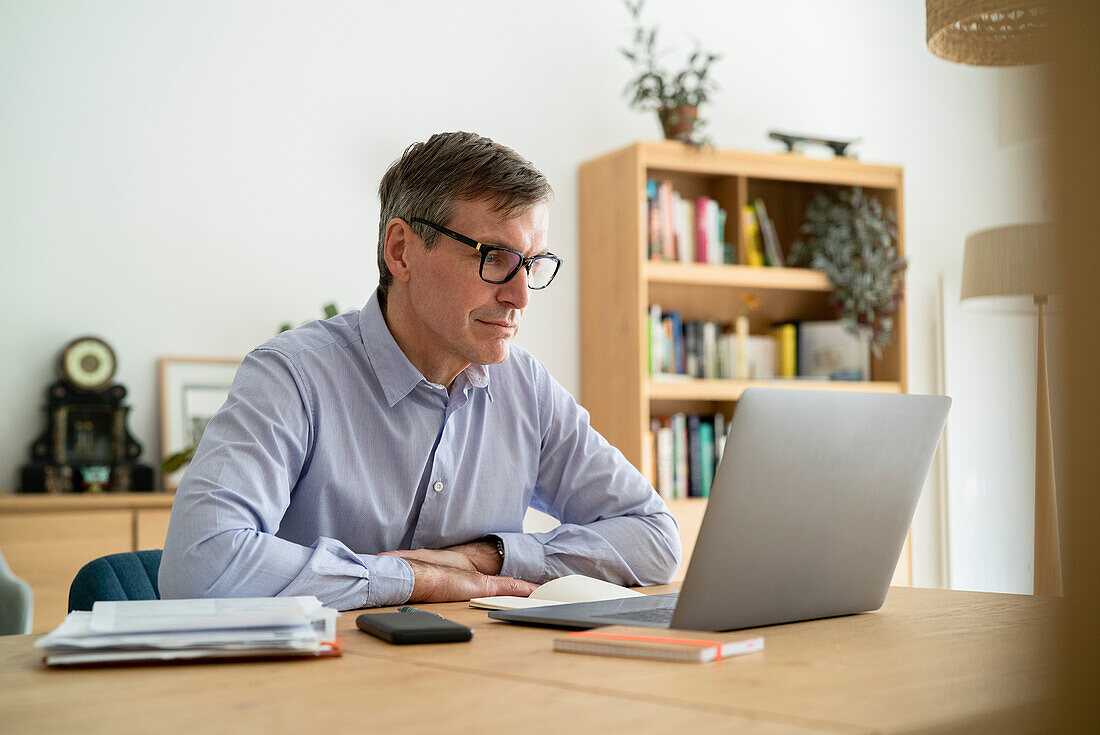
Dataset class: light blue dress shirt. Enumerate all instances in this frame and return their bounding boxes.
[159,291,680,609]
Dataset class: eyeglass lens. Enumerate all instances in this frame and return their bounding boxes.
[482,249,558,289]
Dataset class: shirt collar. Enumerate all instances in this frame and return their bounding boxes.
[359,289,493,407]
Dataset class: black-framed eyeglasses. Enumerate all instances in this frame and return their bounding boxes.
[408,217,562,290]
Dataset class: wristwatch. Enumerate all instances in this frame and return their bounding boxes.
[484,535,505,562]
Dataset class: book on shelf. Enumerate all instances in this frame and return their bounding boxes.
[672,412,689,500]
[771,322,799,378]
[646,181,661,260]
[740,205,766,267]
[754,198,785,268]
[659,181,675,261]
[684,321,699,377]
[687,414,702,498]
[713,412,727,464]
[698,420,715,498]
[702,321,718,379]
[648,304,661,375]
[678,195,694,265]
[651,412,727,502]
[554,626,764,664]
[645,179,731,264]
[727,333,778,380]
[651,422,668,497]
[647,305,779,380]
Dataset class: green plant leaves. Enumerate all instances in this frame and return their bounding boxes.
[619,0,720,116]
[789,187,907,358]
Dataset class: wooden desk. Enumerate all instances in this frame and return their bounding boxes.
[0,586,1056,734]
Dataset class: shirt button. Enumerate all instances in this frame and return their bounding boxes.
[433,480,444,493]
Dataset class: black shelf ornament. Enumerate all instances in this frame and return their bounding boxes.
[20,336,154,493]
[768,131,860,158]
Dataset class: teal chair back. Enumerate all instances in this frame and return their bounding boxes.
[68,550,162,612]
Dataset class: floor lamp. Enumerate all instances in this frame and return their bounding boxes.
[960,223,1062,596]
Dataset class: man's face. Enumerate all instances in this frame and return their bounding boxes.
[404,197,550,371]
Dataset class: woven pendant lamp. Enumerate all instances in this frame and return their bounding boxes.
[926,1,1050,65]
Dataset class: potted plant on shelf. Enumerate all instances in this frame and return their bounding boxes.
[620,0,721,146]
[788,187,908,358]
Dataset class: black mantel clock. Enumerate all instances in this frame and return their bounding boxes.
[20,336,155,493]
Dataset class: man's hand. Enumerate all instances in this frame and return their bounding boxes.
[402,559,538,604]
[379,540,503,576]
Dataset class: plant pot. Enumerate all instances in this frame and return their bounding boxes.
[658,105,698,143]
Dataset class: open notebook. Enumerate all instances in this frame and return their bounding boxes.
[470,574,645,610]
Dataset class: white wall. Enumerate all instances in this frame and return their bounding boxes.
[0,0,1049,590]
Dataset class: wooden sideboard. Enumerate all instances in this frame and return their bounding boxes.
[0,493,175,633]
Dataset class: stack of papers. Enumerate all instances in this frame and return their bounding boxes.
[35,597,340,667]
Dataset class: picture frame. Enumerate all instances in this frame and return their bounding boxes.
[797,321,871,381]
[159,356,242,491]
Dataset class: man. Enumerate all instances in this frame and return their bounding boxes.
[160,131,680,609]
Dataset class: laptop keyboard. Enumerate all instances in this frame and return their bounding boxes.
[599,606,677,625]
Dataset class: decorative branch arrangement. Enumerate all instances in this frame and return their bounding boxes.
[789,188,907,357]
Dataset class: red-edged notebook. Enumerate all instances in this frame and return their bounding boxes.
[554,626,763,663]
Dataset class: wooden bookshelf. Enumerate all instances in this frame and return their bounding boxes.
[578,141,910,582]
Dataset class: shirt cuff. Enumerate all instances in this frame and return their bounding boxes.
[359,554,416,607]
[494,532,548,583]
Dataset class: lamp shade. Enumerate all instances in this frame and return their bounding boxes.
[960,223,1058,312]
[926,1,1049,66]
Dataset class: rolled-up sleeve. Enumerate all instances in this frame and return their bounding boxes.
[497,365,681,586]
[158,348,415,609]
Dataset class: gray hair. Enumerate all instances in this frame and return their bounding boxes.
[376,131,552,299]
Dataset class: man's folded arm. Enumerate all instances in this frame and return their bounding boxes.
[159,497,418,610]
[497,366,682,586]
[158,349,416,609]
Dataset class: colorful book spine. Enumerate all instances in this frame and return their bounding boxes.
[754,198,784,268]
[702,321,718,380]
[687,414,702,498]
[655,425,673,499]
[713,412,726,464]
[646,180,660,261]
[699,420,715,498]
[695,197,710,264]
[659,181,675,261]
[741,205,765,267]
[668,311,684,374]
[684,322,700,378]
[669,189,682,261]
[771,323,798,378]
[661,314,675,373]
[671,413,688,500]
[717,207,730,264]
[706,199,722,265]
[648,304,661,375]
[678,197,694,265]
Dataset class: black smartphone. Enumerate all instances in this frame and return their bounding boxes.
[355,609,474,645]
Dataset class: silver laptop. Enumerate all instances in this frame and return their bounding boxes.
[490,388,950,631]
